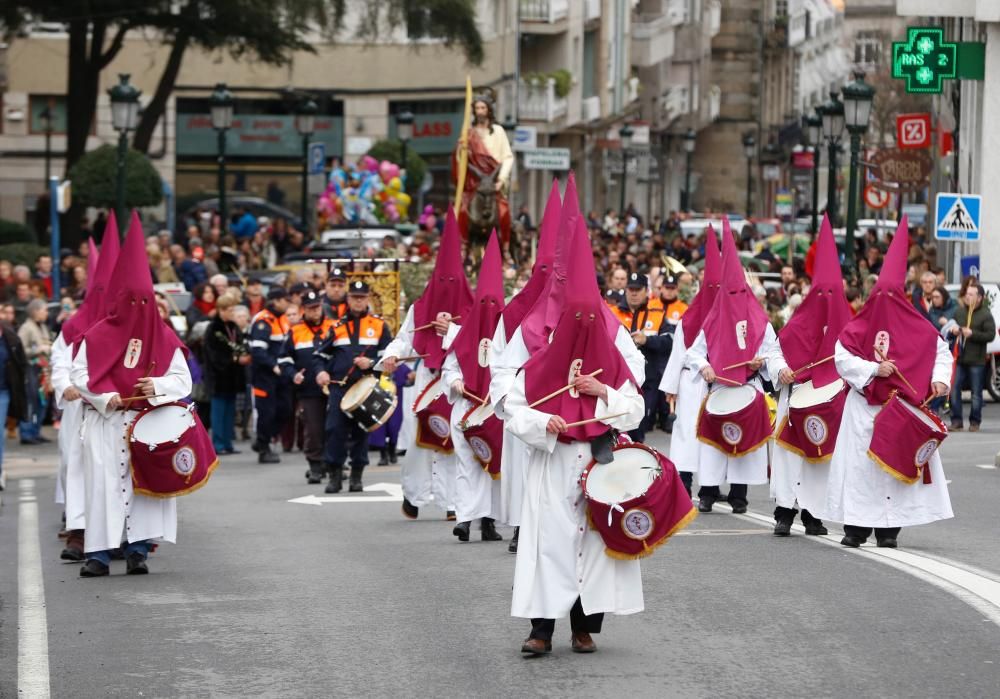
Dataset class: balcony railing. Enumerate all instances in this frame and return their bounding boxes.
[632,13,676,66]
[581,95,601,122]
[585,0,601,22]
[520,0,569,23]
[519,78,569,122]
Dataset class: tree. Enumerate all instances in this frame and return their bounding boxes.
[68,145,164,210]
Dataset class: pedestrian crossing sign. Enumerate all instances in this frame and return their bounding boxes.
[935,193,981,241]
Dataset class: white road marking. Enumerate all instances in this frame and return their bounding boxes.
[975,464,996,470]
[715,503,1000,627]
[18,479,50,697]
[288,482,403,506]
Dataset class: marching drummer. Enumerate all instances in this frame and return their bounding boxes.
[313,281,393,493]
[503,218,645,656]
[442,231,505,544]
[685,219,794,515]
[71,213,194,577]
[289,289,335,484]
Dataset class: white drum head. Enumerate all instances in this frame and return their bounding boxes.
[705,385,756,415]
[342,376,377,411]
[413,376,445,412]
[131,405,194,446]
[789,379,845,408]
[586,447,658,504]
[464,402,493,427]
[900,399,940,429]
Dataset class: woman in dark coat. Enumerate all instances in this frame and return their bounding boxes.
[204,294,249,454]
[1,308,29,488]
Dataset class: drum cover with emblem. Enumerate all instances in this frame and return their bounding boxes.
[696,385,772,457]
[775,379,847,461]
[412,377,454,453]
[868,393,948,485]
[580,442,697,560]
[460,402,503,478]
[128,402,219,497]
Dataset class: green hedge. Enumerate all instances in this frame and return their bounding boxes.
[0,243,48,267]
[0,219,34,244]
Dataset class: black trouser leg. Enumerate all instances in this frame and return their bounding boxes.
[727,484,748,508]
[569,597,604,635]
[299,396,328,465]
[254,390,276,451]
[348,418,369,468]
[774,505,797,524]
[679,471,693,498]
[843,524,873,542]
[875,527,901,542]
[698,485,722,500]
[529,618,555,641]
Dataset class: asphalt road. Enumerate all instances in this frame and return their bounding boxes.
[3,404,1000,698]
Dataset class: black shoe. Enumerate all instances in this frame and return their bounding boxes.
[349,467,364,492]
[730,503,748,515]
[126,553,149,575]
[841,535,866,548]
[251,441,262,453]
[378,455,389,466]
[35,435,52,443]
[306,471,323,485]
[221,448,241,455]
[876,538,898,548]
[258,451,280,464]
[508,527,519,554]
[697,497,714,513]
[79,559,109,577]
[481,518,503,541]
[325,473,343,494]
[402,497,418,519]
[773,520,792,537]
[20,437,42,445]
[453,521,471,542]
[60,546,85,562]
[388,446,398,464]
[446,510,457,521]
[349,480,363,492]
[804,522,829,536]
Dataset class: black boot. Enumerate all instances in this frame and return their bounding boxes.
[349,466,364,492]
[800,509,828,536]
[508,526,519,553]
[402,497,419,519]
[378,449,389,466]
[773,506,796,537]
[388,442,398,464]
[325,465,343,494]
[306,461,324,484]
[481,517,504,541]
[258,446,280,464]
[453,521,471,542]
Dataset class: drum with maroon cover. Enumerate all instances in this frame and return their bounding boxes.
[580,442,697,560]
[412,375,454,453]
[128,402,219,497]
[459,401,503,479]
[868,392,948,484]
[776,379,848,461]
[696,384,772,457]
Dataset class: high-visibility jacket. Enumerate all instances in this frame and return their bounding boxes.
[249,306,293,393]
[288,318,335,398]
[312,311,393,389]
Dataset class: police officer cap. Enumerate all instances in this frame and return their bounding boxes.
[662,274,678,288]
[267,286,288,301]
[626,273,648,289]
[348,280,370,295]
[302,290,323,307]
[290,282,312,296]
[328,268,347,281]
[605,288,623,299]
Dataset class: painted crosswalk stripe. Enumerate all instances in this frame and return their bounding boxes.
[18,478,51,697]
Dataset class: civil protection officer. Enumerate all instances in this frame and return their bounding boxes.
[313,281,393,493]
[289,289,335,484]
[655,273,687,432]
[249,286,294,463]
[613,273,673,442]
[323,267,349,321]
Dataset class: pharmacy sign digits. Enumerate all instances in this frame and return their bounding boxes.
[892,27,957,94]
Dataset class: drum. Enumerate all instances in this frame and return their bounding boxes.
[341,375,398,432]
[581,443,696,560]
[776,379,847,461]
[459,401,503,479]
[696,384,771,456]
[868,393,948,484]
[128,402,218,497]
[412,376,454,453]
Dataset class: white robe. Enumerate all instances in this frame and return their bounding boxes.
[71,342,192,553]
[770,384,830,514]
[490,319,647,526]
[505,373,646,620]
[822,339,954,528]
[377,305,456,511]
[441,348,500,523]
[685,324,789,486]
[657,320,705,475]
[50,332,87,529]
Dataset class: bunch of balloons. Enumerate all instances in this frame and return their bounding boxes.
[316,156,412,228]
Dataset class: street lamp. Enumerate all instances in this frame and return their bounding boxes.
[742,132,755,217]
[210,83,234,231]
[295,96,318,237]
[805,113,822,234]
[39,106,53,185]
[818,91,844,227]
[841,70,876,276]
[682,127,696,212]
[108,74,141,229]
[396,110,414,181]
[619,123,634,215]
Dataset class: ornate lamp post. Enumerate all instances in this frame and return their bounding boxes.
[396,109,414,178]
[619,123,634,215]
[805,113,822,234]
[841,70,876,275]
[742,132,756,217]
[818,91,845,227]
[295,97,318,236]
[209,83,234,230]
[39,106,53,185]
[108,74,141,228]
[682,127,696,212]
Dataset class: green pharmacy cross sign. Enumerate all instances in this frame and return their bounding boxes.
[892,27,957,94]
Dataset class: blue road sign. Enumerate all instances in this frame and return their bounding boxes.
[308,142,326,176]
[935,192,981,241]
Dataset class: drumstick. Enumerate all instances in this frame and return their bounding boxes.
[462,389,487,405]
[120,394,165,403]
[721,358,759,372]
[128,361,158,399]
[528,369,604,408]
[563,412,630,429]
[413,316,462,332]
[713,376,743,387]
[920,395,934,409]
[792,355,834,376]
[397,354,428,362]
[873,345,917,396]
